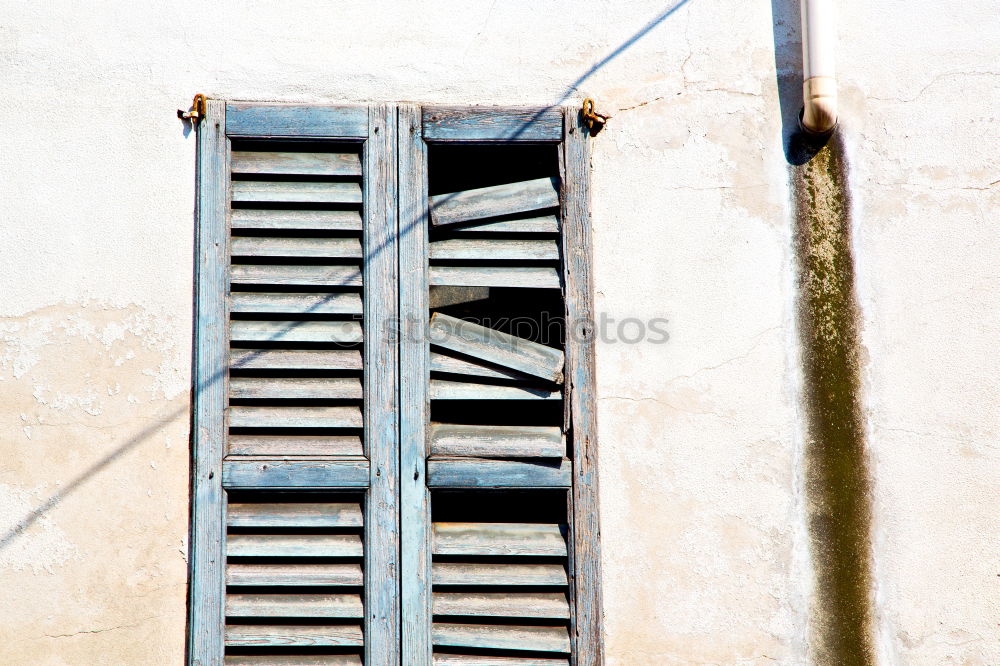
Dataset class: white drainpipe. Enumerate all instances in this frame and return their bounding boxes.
[800,0,837,134]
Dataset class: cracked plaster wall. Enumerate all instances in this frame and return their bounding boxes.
[1,1,996,664]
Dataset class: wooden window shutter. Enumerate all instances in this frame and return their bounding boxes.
[190,102,399,665]
[398,106,603,665]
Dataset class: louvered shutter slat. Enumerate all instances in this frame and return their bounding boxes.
[227,534,363,558]
[433,523,568,556]
[229,406,362,429]
[231,236,363,258]
[231,265,363,287]
[229,377,363,400]
[444,214,559,234]
[225,656,363,666]
[429,379,560,401]
[232,180,363,204]
[432,562,568,586]
[230,349,363,371]
[429,238,560,261]
[225,624,365,648]
[227,435,363,457]
[431,624,570,654]
[433,592,569,619]
[231,150,362,176]
[227,502,363,527]
[231,209,363,231]
[227,563,364,587]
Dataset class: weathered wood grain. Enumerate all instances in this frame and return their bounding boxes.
[230,349,363,371]
[226,103,368,139]
[231,209,362,231]
[429,380,560,401]
[446,214,559,234]
[226,563,363,587]
[431,624,570,653]
[561,105,604,666]
[229,320,362,344]
[432,562,568,587]
[432,655,568,666]
[429,238,559,261]
[228,406,362,429]
[429,313,564,383]
[422,106,562,142]
[427,458,571,488]
[429,266,560,289]
[433,592,570,619]
[230,265,362,287]
[222,459,370,488]
[230,292,363,316]
[189,99,228,666]
[224,623,364,647]
[229,377,363,400]
[363,102,401,666]
[429,424,565,458]
[225,654,362,666]
[227,502,363,527]
[398,103,434,664]
[227,534,362,558]
[226,594,363,618]
[231,151,361,176]
[232,180,362,204]
[231,236,362,259]
[433,523,568,557]
[430,178,559,227]
[430,351,532,382]
[227,434,363,457]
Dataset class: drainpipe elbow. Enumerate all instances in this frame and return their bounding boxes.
[801,76,838,135]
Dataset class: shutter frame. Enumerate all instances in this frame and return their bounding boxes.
[189,99,228,666]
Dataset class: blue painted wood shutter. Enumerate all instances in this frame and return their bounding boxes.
[190,102,398,666]
[191,102,601,665]
[399,106,603,665]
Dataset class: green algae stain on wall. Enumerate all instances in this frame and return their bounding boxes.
[792,132,875,665]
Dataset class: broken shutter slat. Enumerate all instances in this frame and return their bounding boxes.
[429,313,564,383]
[231,150,362,176]
[430,351,533,382]
[429,177,560,227]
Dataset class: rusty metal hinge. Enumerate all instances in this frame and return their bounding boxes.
[581,98,610,136]
[178,94,208,125]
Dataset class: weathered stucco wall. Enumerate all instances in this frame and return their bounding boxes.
[1,1,996,664]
